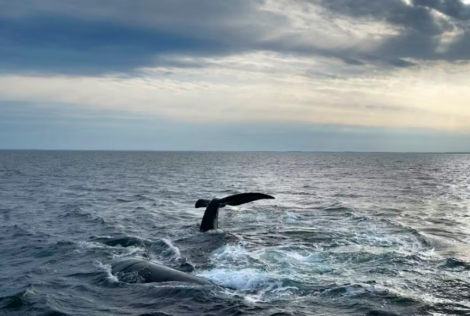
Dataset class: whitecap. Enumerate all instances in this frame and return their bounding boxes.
[196,268,268,290]
[282,211,299,223]
[93,260,119,283]
[210,243,255,267]
[111,246,146,259]
[74,241,109,253]
[161,238,181,260]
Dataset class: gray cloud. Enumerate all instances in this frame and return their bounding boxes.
[316,0,470,62]
[0,0,275,75]
[412,0,470,20]
[1,0,470,76]
[318,0,447,35]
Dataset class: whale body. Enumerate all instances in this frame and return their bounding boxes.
[112,259,212,285]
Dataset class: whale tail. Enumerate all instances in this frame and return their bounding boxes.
[195,199,211,208]
[195,193,274,208]
[221,193,275,206]
[196,193,275,232]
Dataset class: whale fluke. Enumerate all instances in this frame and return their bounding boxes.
[195,199,211,208]
[221,193,275,206]
[196,193,275,232]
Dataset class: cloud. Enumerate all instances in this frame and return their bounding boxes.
[318,0,444,35]
[3,0,470,76]
[1,0,470,152]
[412,0,470,20]
[0,53,469,132]
[0,0,284,75]
[2,100,469,152]
[0,13,234,75]
[315,0,470,62]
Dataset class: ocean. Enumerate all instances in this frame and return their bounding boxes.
[1,151,469,316]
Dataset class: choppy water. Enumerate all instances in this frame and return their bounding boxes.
[1,151,470,316]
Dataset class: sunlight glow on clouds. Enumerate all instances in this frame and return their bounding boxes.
[1,54,469,131]
[0,0,470,150]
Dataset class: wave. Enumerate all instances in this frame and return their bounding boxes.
[0,224,51,240]
[95,236,151,248]
[0,285,36,310]
[440,257,470,271]
[197,268,270,290]
[60,206,105,224]
[116,194,156,203]
[92,235,182,262]
[93,261,119,283]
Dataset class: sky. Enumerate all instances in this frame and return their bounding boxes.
[1,0,470,152]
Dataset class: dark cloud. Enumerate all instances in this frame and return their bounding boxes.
[318,0,446,35]
[412,0,470,20]
[0,0,279,75]
[317,0,470,62]
[1,0,470,76]
[0,1,263,75]
[384,58,418,68]
[343,58,365,66]
[0,14,231,75]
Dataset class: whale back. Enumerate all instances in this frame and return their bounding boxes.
[112,259,212,285]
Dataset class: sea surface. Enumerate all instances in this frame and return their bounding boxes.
[1,151,470,316]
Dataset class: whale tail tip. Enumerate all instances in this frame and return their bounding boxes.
[195,199,211,208]
[195,193,274,209]
[221,192,275,206]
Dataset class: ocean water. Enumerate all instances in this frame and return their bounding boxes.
[1,151,470,316]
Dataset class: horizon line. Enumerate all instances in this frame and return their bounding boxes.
[0,149,469,154]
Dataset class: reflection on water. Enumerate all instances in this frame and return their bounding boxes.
[0,151,469,315]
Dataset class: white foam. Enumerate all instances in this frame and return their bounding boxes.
[197,268,269,290]
[284,250,319,262]
[242,282,287,303]
[74,241,109,253]
[220,279,297,303]
[161,238,181,260]
[416,247,440,260]
[210,243,255,267]
[207,243,333,285]
[244,294,264,303]
[111,246,146,259]
[258,245,324,266]
[206,229,225,234]
[77,241,107,249]
[94,260,119,283]
[202,217,441,303]
[344,285,367,296]
[23,285,37,296]
[283,212,299,223]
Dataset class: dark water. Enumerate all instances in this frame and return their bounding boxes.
[1,151,470,316]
